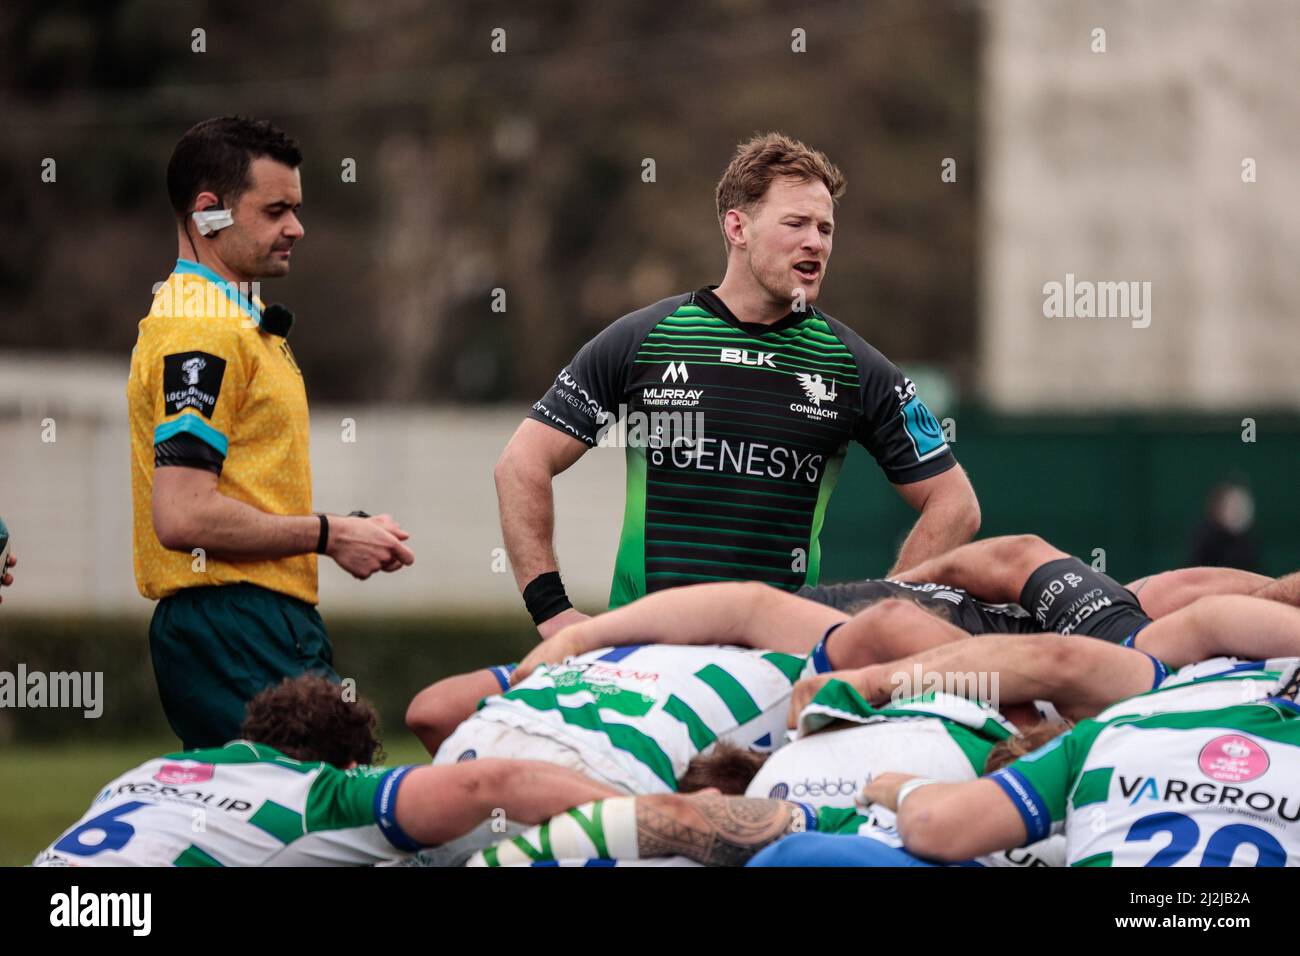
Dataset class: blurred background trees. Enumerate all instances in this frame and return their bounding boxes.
[0,0,979,402]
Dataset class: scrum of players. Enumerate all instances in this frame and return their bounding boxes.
[34,533,1300,867]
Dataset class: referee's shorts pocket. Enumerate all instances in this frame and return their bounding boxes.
[273,599,337,680]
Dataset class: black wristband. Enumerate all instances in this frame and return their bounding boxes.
[316,514,330,555]
[523,571,573,626]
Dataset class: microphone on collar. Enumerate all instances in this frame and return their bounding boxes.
[261,303,295,337]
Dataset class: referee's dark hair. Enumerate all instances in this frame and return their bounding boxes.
[166,116,303,221]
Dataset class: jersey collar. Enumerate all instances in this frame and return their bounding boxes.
[174,258,264,327]
[693,286,813,335]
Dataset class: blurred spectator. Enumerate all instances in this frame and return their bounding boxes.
[1188,482,1259,572]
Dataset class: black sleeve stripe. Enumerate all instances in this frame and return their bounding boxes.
[155,432,225,474]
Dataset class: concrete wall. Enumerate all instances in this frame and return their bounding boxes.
[981,0,1300,411]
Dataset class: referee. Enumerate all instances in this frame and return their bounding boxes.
[496,133,981,637]
[128,117,415,749]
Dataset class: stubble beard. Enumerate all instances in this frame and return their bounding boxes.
[751,250,821,311]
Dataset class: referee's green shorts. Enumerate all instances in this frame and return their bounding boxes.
[149,582,338,750]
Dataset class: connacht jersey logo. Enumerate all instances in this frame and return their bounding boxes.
[796,373,837,406]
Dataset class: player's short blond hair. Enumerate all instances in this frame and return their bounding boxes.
[714,132,846,243]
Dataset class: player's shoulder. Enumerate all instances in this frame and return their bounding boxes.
[810,307,870,349]
[137,305,252,355]
[1114,696,1300,733]
[141,264,259,334]
[158,740,320,771]
[562,293,691,371]
[598,292,694,341]
[811,308,899,379]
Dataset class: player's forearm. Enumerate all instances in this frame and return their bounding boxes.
[489,761,621,825]
[894,783,1007,861]
[888,489,980,576]
[153,482,318,560]
[495,457,562,593]
[633,794,806,866]
[1144,594,1300,667]
[563,582,770,654]
[397,760,619,848]
[472,794,807,867]
[406,670,504,757]
[1253,570,1300,608]
[866,773,1029,861]
[851,634,1068,706]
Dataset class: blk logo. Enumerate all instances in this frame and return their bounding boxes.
[721,348,776,368]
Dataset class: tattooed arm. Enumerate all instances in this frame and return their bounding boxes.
[469,794,810,867]
[635,794,809,867]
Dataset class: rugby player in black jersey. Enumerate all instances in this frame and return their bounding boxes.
[893,532,1278,642]
[495,132,980,638]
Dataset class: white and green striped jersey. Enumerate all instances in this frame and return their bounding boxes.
[32,741,424,867]
[991,697,1300,867]
[1096,657,1300,724]
[745,678,1063,867]
[775,678,1020,797]
[467,644,808,794]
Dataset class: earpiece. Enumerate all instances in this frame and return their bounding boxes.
[191,204,233,237]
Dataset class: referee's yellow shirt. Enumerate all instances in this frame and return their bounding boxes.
[128,259,318,604]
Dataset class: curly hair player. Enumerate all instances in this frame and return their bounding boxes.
[33,676,614,867]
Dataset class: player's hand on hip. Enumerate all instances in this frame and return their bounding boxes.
[514,624,586,684]
[326,515,415,580]
[536,607,590,640]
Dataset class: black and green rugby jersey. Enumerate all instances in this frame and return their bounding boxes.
[530,287,956,608]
